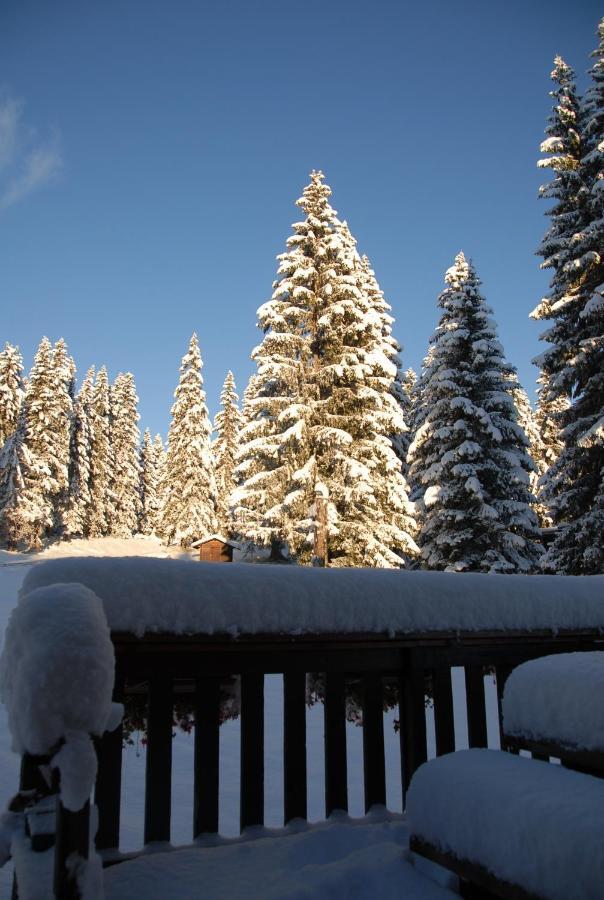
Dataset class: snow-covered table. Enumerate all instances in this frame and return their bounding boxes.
[407,749,604,900]
[502,652,604,774]
[408,652,604,899]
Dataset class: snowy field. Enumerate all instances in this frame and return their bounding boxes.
[0,538,505,897]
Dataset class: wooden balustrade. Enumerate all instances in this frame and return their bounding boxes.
[16,626,604,897]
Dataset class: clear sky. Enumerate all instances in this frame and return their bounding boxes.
[0,0,601,436]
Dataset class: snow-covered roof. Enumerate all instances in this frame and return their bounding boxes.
[190,534,241,549]
[20,558,604,639]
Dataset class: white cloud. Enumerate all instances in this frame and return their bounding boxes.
[0,90,63,211]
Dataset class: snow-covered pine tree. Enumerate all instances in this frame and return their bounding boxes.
[407,253,542,573]
[110,372,141,537]
[0,410,51,548]
[1,338,66,547]
[357,251,411,470]
[533,27,604,573]
[504,373,550,527]
[234,171,417,566]
[87,367,114,538]
[159,334,216,546]
[0,343,24,447]
[139,429,164,535]
[212,371,242,534]
[63,367,94,538]
[51,338,75,535]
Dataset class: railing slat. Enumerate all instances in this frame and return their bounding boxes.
[95,668,124,850]
[433,667,455,756]
[144,674,173,843]
[324,671,348,816]
[464,665,488,748]
[400,655,427,801]
[362,673,385,812]
[283,671,307,824]
[240,672,264,830]
[193,675,220,837]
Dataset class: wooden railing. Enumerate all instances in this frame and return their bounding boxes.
[15,625,604,897]
[95,627,603,854]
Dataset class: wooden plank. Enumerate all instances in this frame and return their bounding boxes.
[464,666,488,748]
[240,672,264,831]
[144,674,173,843]
[433,667,455,756]
[362,673,386,812]
[495,665,515,751]
[410,836,542,900]
[400,659,428,800]
[504,735,604,776]
[324,671,348,816]
[283,670,307,824]
[193,676,220,836]
[95,669,124,850]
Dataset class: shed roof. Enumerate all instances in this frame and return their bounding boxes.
[190,534,241,550]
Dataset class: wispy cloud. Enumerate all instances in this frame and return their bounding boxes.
[0,91,62,212]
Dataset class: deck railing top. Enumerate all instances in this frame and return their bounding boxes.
[22,557,604,639]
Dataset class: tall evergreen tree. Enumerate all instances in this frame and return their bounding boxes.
[234,171,417,566]
[407,253,542,573]
[504,373,550,527]
[110,372,141,536]
[212,371,243,534]
[64,367,94,539]
[0,343,24,448]
[87,367,114,538]
[0,410,50,548]
[139,429,164,536]
[159,334,216,546]
[533,28,604,573]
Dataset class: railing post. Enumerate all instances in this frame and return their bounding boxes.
[240,672,264,831]
[324,671,348,816]
[144,673,173,843]
[464,666,488,748]
[400,650,427,804]
[95,666,124,850]
[193,675,221,836]
[54,797,90,900]
[362,673,386,812]
[432,667,455,756]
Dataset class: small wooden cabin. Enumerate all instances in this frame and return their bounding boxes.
[191,534,240,563]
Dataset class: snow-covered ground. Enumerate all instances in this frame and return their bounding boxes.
[0,537,506,897]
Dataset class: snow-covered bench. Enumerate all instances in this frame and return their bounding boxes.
[407,652,604,900]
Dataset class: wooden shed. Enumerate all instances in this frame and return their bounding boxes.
[191,534,240,563]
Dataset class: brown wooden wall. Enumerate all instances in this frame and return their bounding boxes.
[200,540,233,563]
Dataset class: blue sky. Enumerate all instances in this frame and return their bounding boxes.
[0,0,601,435]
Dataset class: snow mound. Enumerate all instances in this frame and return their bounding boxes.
[0,582,119,759]
[503,652,604,751]
[407,749,604,900]
[21,558,604,638]
[104,813,455,900]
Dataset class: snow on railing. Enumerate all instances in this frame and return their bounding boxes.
[0,583,122,899]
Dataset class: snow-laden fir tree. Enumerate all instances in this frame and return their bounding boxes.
[0,337,72,547]
[533,27,604,573]
[87,367,114,538]
[212,371,242,534]
[139,429,164,535]
[407,253,542,573]
[234,171,417,566]
[51,338,76,534]
[504,373,550,526]
[0,343,24,448]
[110,372,141,536]
[159,334,216,546]
[63,367,94,538]
[357,250,411,470]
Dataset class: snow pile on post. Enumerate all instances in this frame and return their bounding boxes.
[21,557,604,638]
[503,652,604,751]
[0,582,119,766]
[407,749,604,900]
